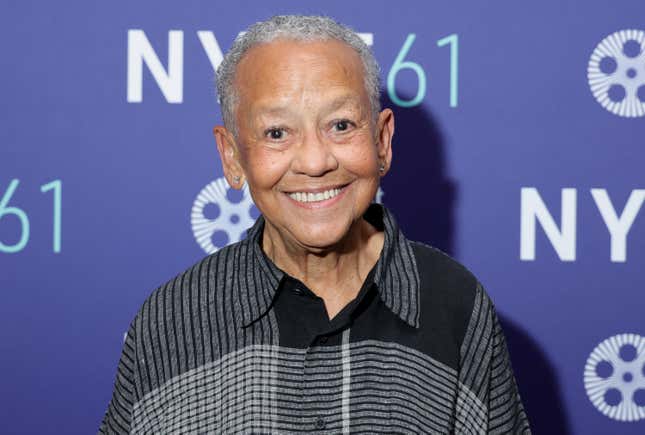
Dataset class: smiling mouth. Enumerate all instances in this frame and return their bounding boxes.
[286,185,347,203]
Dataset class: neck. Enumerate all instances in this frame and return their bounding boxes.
[262,218,384,319]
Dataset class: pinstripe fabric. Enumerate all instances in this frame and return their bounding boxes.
[341,328,351,434]
[458,284,530,434]
[99,204,530,434]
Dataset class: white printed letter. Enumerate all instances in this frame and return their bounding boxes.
[521,188,577,261]
[591,189,645,262]
[127,30,184,103]
[197,31,224,71]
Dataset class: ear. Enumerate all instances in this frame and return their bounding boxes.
[375,108,394,176]
[213,125,245,189]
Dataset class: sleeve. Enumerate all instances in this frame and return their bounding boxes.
[454,282,531,434]
[98,321,137,434]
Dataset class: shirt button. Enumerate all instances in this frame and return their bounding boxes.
[315,417,326,429]
[292,287,304,296]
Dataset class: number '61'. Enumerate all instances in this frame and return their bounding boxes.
[0,179,62,253]
[387,33,459,108]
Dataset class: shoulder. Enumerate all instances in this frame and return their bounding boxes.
[130,240,250,345]
[124,242,249,395]
[138,241,245,316]
[410,241,479,306]
[409,241,481,344]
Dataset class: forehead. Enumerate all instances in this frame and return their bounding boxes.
[233,38,368,110]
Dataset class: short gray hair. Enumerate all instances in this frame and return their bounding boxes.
[216,15,381,134]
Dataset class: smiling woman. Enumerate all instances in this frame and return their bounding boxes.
[100,15,531,434]
[213,37,392,311]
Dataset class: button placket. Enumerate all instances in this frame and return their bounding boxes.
[302,343,338,432]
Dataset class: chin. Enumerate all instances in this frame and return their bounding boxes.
[290,220,353,250]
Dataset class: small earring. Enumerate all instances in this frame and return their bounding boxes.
[379,164,385,173]
[233,175,241,184]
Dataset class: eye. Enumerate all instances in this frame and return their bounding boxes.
[265,127,286,140]
[332,119,354,132]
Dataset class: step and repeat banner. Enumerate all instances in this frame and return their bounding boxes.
[1,1,644,434]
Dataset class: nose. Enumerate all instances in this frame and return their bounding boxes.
[292,130,338,176]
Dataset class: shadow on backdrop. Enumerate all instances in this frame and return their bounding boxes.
[379,93,456,256]
[501,314,572,434]
[381,91,571,434]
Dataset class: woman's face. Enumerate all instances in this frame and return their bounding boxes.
[216,38,393,251]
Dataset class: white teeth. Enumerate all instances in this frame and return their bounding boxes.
[288,188,342,203]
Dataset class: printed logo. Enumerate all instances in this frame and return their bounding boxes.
[584,333,645,421]
[587,29,645,117]
[191,177,258,254]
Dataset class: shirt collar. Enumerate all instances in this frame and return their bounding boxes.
[235,203,421,329]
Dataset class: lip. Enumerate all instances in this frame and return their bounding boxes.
[282,183,349,194]
[282,183,350,209]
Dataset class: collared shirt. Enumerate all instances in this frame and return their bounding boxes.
[100,204,531,434]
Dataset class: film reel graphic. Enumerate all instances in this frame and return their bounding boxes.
[191,177,257,254]
[587,29,645,118]
[584,333,645,422]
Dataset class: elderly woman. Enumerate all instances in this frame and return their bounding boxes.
[100,15,530,434]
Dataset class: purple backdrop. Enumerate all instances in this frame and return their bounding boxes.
[2,1,645,433]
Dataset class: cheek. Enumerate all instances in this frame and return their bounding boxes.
[337,141,378,175]
[243,149,290,188]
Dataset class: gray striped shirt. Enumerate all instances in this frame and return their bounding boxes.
[100,204,531,434]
